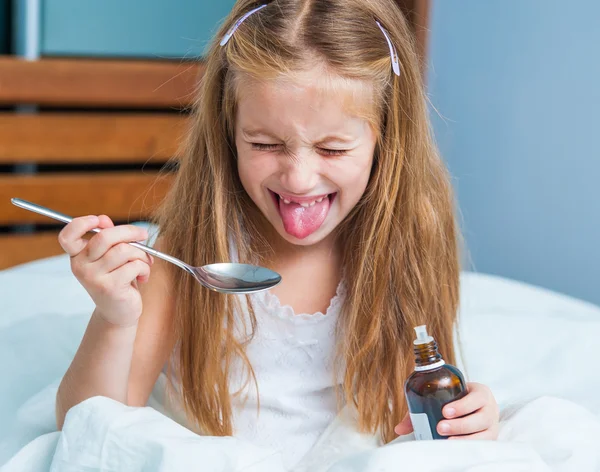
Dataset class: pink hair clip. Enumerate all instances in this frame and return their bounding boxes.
[375,20,401,77]
[220,4,268,46]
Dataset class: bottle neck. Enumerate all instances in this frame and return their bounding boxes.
[413,340,445,372]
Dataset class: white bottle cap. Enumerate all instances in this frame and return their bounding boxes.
[413,325,434,345]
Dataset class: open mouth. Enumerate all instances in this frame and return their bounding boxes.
[269,191,336,206]
[269,190,337,239]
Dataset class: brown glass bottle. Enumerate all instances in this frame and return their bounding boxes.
[404,325,467,440]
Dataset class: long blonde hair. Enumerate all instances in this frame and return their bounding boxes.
[155,0,460,443]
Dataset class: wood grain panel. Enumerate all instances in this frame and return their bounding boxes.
[394,0,430,77]
[0,172,174,225]
[0,113,187,163]
[0,57,203,108]
[0,232,64,270]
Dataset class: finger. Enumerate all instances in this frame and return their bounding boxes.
[58,215,100,257]
[443,383,488,418]
[108,259,151,287]
[447,429,496,440]
[85,225,149,262]
[78,215,114,251]
[136,272,151,284]
[94,242,154,273]
[438,406,494,437]
[394,413,413,436]
[97,214,115,229]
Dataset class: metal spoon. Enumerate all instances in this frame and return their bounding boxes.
[10,198,281,294]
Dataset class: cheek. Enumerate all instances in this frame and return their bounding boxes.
[236,159,250,196]
[333,156,374,199]
[353,148,376,195]
[237,152,277,193]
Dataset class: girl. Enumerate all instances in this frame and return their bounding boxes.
[55,0,499,468]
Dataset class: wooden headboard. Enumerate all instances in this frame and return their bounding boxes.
[0,57,203,269]
[0,0,429,270]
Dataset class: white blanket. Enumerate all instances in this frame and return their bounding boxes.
[1,253,600,471]
[1,394,598,471]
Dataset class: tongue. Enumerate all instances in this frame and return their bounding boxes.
[279,197,330,239]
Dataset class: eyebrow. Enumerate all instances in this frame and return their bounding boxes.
[241,128,278,139]
[241,128,357,144]
[316,134,357,144]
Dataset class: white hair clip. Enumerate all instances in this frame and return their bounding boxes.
[375,20,401,77]
[220,4,268,46]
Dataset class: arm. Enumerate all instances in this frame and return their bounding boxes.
[127,251,177,407]
[55,215,175,429]
[55,310,138,429]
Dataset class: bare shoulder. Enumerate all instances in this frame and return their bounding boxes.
[127,236,178,406]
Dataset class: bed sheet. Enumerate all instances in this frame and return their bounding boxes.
[1,252,599,470]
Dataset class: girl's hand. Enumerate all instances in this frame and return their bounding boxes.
[437,382,499,439]
[395,382,500,440]
[58,215,153,327]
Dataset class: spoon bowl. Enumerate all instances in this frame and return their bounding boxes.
[10,198,281,294]
[195,263,282,293]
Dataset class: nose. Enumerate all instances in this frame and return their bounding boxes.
[279,152,319,195]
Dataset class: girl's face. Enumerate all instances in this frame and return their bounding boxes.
[235,68,377,246]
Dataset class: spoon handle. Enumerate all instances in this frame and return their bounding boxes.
[10,198,192,273]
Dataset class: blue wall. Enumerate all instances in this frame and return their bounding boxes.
[13,0,237,58]
[0,0,7,53]
[428,0,600,306]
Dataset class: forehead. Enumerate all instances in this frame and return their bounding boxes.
[234,66,379,132]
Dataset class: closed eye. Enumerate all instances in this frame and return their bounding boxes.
[251,143,281,151]
[318,148,347,157]
[251,143,347,157]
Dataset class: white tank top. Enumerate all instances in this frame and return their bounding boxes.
[159,281,346,471]
[229,283,345,470]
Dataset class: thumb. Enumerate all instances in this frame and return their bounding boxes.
[394,412,413,436]
[97,214,115,229]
